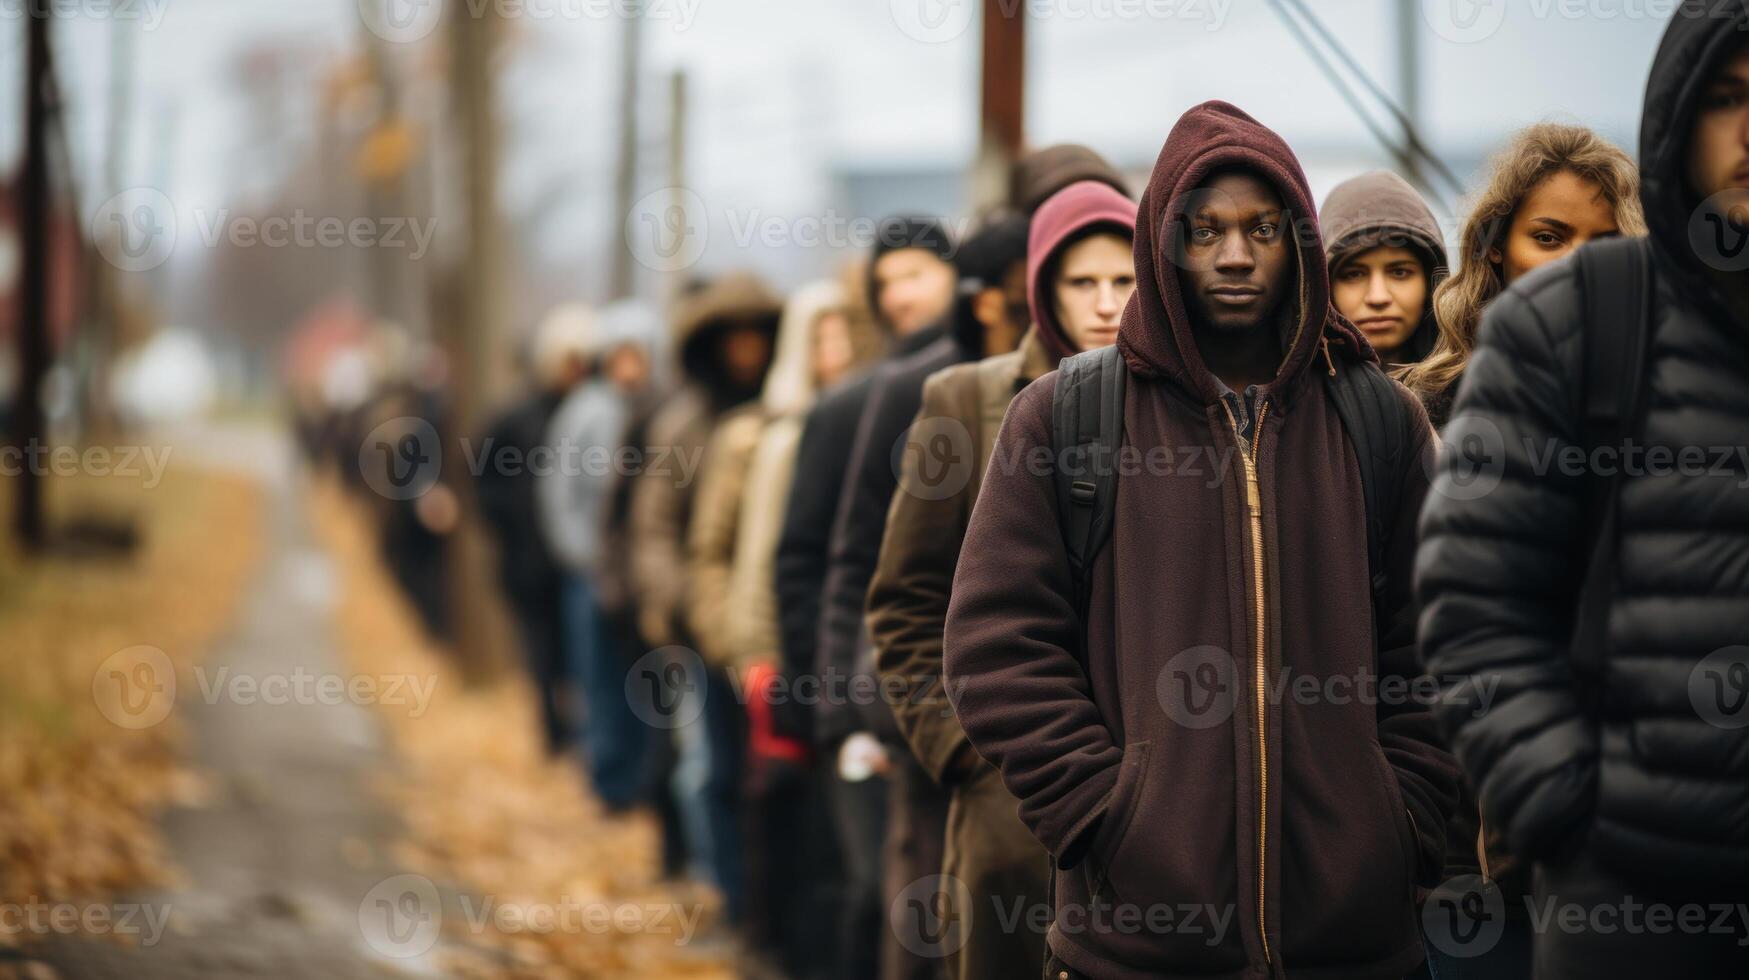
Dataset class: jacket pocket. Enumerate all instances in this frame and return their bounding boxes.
[1083,740,1151,902]
[1372,742,1420,885]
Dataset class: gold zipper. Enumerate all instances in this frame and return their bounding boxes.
[1222,397,1272,966]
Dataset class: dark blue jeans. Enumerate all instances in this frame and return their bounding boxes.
[561,573,650,809]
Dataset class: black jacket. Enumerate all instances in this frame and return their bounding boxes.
[775,324,947,743]
[1417,2,1749,887]
[815,335,973,747]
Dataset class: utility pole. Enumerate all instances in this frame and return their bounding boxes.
[443,1,513,683]
[608,0,644,301]
[971,0,1025,212]
[13,7,52,551]
[1395,1,1426,192]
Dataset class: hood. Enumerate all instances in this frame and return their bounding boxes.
[1117,101,1371,406]
[1027,180,1138,363]
[1319,169,1449,363]
[671,271,782,394]
[1011,144,1133,215]
[1641,1,1749,307]
[759,279,875,416]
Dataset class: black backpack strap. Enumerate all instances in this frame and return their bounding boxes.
[1323,357,1411,616]
[1570,237,1654,692]
[1051,345,1127,619]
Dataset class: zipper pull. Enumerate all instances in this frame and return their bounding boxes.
[1246,467,1261,512]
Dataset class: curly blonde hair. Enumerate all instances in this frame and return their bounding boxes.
[1399,123,1647,401]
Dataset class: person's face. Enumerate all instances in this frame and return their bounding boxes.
[970,260,1030,357]
[811,310,855,389]
[1052,232,1136,351]
[605,343,650,393]
[872,248,956,336]
[1686,43,1749,221]
[1177,172,1294,334]
[1331,245,1428,356]
[1490,170,1620,285]
[719,323,772,388]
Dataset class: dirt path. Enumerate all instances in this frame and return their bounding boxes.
[28,435,471,979]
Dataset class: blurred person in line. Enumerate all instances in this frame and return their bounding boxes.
[774,216,957,980]
[537,303,658,810]
[353,339,459,643]
[1400,124,1644,430]
[589,302,692,872]
[476,307,596,754]
[1419,10,1749,978]
[1320,170,1449,369]
[944,103,1460,979]
[818,149,1128,980]
[629,272,782,926]
[685,279,881,979]
[818,213,1035,980]
[869,180,1136,980]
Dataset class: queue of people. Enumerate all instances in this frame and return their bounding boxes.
[442,11,1749,978]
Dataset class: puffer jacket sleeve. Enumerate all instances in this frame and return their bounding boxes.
[945,374,1122,868]
[1415,268,1598,863]
[869,372,984,785]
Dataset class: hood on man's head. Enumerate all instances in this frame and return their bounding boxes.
[672,271,783,387]
[1320,170,1449,363]
[1027,181,1138,362]
[1641,1,1749,291]
[1011,144,1133,215]
[1118,100,1369,405]
[946,211,1031,354]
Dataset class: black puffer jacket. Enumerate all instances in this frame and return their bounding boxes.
[1416,2,1749,888]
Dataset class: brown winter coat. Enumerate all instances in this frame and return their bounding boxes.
[942,102,1458,980]
[628,273,781,649]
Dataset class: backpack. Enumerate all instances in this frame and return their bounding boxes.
[1568,236,1655,705]
[1050,341,1413,624]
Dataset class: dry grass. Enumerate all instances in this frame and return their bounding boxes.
[310,479,734,979]
[0,466,263,911]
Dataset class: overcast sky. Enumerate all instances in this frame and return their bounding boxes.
[0,0,1674,302]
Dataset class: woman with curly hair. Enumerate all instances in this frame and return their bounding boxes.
[1403,123,1646,429]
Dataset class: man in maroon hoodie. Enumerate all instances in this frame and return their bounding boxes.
[942,102,1458,980]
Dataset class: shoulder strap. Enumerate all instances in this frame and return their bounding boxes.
[1570,237,1654,688]
[1323,357,1411,614]
[1051,345,1127,619]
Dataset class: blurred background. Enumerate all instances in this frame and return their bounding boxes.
[0,2,1673,978]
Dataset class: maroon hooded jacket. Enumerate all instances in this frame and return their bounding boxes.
[942,102,1458,980]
